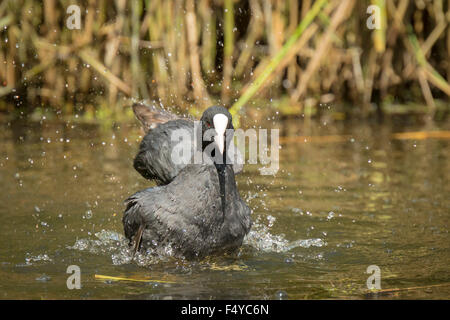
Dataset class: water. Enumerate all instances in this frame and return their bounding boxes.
[0,116,449,299]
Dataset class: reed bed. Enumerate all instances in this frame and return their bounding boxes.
[0,0,449,121]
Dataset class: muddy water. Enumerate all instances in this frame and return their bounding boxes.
[0,116,449,299]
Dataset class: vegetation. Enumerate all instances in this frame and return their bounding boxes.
[0,0,449,123]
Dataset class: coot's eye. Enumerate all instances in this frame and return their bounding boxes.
[207,122,211,128]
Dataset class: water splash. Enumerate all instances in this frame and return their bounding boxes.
[24,253,53,265]
[68,229,176,266]
[243,216,326,253]
[68,229,130,262]
[68,215,326,265]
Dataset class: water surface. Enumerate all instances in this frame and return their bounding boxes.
[0,116,449,299]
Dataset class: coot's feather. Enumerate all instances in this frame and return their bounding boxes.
[132,102,243,185]
[123,164,251,259]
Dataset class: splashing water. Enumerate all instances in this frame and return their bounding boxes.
[68,229,178,266]
[67,206,327,266]
[67,213,326,267]
[68,230,131,264]
[243,215,326,253]
[24,253,53,265]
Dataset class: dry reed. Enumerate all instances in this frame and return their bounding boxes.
[0,0,448,121]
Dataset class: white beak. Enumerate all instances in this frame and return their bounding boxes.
[213,113,228,154]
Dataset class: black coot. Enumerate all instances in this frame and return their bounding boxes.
[123,104,252,259]
[132,103,243,185]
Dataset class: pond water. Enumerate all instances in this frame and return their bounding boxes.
[0,115,449,299]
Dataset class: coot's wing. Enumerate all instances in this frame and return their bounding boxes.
[131,102,243,184]
[123,165,252,258]
[123,166,223,258]
[133,119,195,184]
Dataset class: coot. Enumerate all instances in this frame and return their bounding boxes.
[123,104,252,259]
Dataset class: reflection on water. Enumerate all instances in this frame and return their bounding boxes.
[0,116,449,299]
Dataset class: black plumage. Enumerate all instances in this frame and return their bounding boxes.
[123,103,252,259]
[123,164,251,259]
[132,103,243,185]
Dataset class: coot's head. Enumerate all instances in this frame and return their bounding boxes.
[200,106,234,156]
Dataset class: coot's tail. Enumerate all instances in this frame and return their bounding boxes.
[132,102,180,132]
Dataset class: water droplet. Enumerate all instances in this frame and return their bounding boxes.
[35,274,51,282]
[275,290,288,300]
